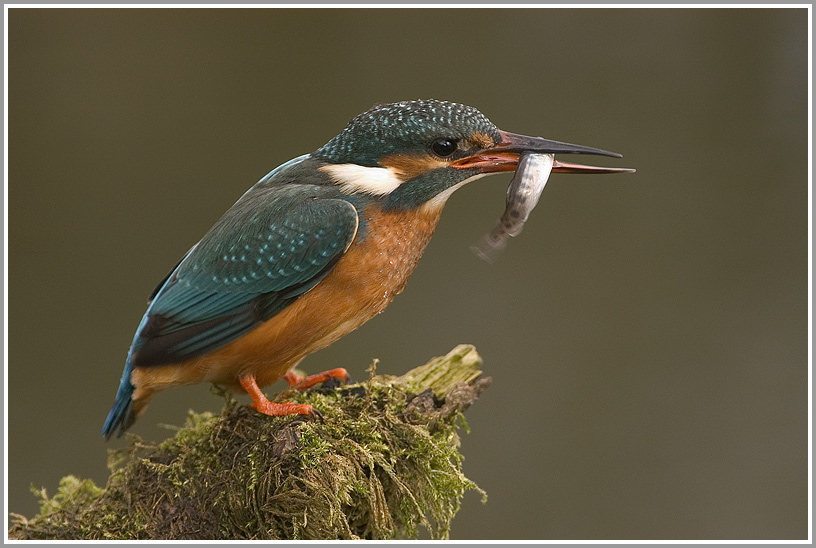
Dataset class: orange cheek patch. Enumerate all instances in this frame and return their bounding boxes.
[379,153,449,181]
[466,132,496,150]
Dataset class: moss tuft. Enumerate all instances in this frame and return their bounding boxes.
[9,345,490,540]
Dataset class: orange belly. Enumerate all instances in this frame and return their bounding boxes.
[130,204,442,407]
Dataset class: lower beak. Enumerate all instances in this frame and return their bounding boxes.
[451,130,635,174]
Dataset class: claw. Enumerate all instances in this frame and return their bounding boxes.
[308,406,324,421]
[240,374,323,419]
[286,367,351,390]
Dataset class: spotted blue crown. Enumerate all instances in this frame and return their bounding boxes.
[314,99,501,166]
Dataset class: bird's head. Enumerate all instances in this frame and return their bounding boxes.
[312,99,631,211]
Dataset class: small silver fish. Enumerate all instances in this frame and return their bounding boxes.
[471,152,554,263]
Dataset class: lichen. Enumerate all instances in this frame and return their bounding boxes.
[9,345,490,540]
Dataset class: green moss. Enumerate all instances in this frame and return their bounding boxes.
[9,345,490,540]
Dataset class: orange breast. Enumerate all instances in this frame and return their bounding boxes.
[131,204,443,399]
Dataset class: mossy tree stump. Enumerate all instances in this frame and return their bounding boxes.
[9,345,491,540]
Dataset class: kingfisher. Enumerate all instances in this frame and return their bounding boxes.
[102,99,632,439]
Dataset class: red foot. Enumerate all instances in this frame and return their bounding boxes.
[283,367,351,390]
[239,374,321,418]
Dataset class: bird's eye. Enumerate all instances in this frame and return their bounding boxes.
[431,138,457,157]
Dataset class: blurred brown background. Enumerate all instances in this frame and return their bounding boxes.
[7,8,808,539]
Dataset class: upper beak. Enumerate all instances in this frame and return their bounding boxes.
[451,130,635,174]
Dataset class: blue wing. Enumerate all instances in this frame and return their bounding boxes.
[103,156,360,439]
[130,183,359,367]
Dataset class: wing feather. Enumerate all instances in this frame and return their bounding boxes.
[130,184,358,367]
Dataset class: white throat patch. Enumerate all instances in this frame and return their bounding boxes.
[421,172,489,214]
[320,163,403,196]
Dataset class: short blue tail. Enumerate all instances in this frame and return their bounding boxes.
[101,355,135,440]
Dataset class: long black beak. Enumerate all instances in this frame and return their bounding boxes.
[451,130,635,174]
[492,131,623,158]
